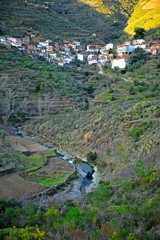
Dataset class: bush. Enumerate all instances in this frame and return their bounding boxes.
[150,83,159,92]
[128,128,143,141]
[129,86,135,95]
[87,85,94,94]
[130,48,147,64]
[134,80,140,86]
[111,95,115,101]
[121,69,126,74]
[86,151,97,163]
[138,86,144,92]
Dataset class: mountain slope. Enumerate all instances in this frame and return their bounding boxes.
[0,0,139,43]
[0,0,90,42]
[51,0,139,42]
[125,0,160,35]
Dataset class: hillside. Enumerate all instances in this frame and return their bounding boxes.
[0,0,159,42]
[50,0,138,42]
[1,1,160,239]
[0,0,90,42]
[125,0,160,35]
[0,0,139,43]
[0,44,93,120]
[24,99,160,178]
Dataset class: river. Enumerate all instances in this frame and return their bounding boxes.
[14,127,100,205]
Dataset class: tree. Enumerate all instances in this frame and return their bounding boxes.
[0,82,27,137]
[134,27,146,39]
[87,85,94,94]
[86,151,97,163]
[130,47,147,64]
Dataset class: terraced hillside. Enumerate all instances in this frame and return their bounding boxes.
[0,0,139,43]
[24,99,160,181]
[0,45,92,119]
[23,53,160,179]
[125,0,160,35]
[50,0,138,42]
[0,0,91,42]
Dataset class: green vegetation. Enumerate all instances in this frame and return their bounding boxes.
[22,168,71,186]
[4,227,45,240]
[0,0,139,43]
[0,0,89,42]
[134,27,146,38]
[86,151,97,164]
[0,45,91,119]
[1,165,160,239]
[0,1,160,239]
[0,137,54,171]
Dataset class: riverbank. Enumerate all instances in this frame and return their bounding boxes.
[0,135,76,201]
[1,133,100,204]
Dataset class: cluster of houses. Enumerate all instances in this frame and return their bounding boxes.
[112,39,160,69]
[0,34,160,69]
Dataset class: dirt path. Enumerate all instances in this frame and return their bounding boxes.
[5,136,48,152]
[97,63,129,82]
[97,63,114,78]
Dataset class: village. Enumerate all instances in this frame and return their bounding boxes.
[0,34,160,70]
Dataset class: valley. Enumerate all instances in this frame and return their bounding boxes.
[0,0,160,239]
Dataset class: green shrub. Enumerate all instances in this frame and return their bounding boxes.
[86,151,97,163]
[133,80,140,86]
[134,159,144,177]
[128,128,143,141]
[129,86,135,95]
[109,232,120,240]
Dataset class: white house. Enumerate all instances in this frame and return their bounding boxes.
[49,52,57,58]
[86,45,103,53]
[58,61,64,66]
[111,58,129,69]
[132,39,145,45]
[77,53,84,61]
[132,43,146,50]
[46,39,52,44]
[105,43,113,50]
[145,48,151,54]
[117,44,134,57]
[88,59,97,65]
[0,36,6,42]
[38,41,48,47]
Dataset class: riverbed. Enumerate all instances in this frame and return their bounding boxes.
[5,127,100,205]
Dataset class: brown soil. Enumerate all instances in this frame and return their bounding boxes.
[46,156,75,173]
[1,136,75,199]
[5,136,48,152]
[0,173,48,199]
